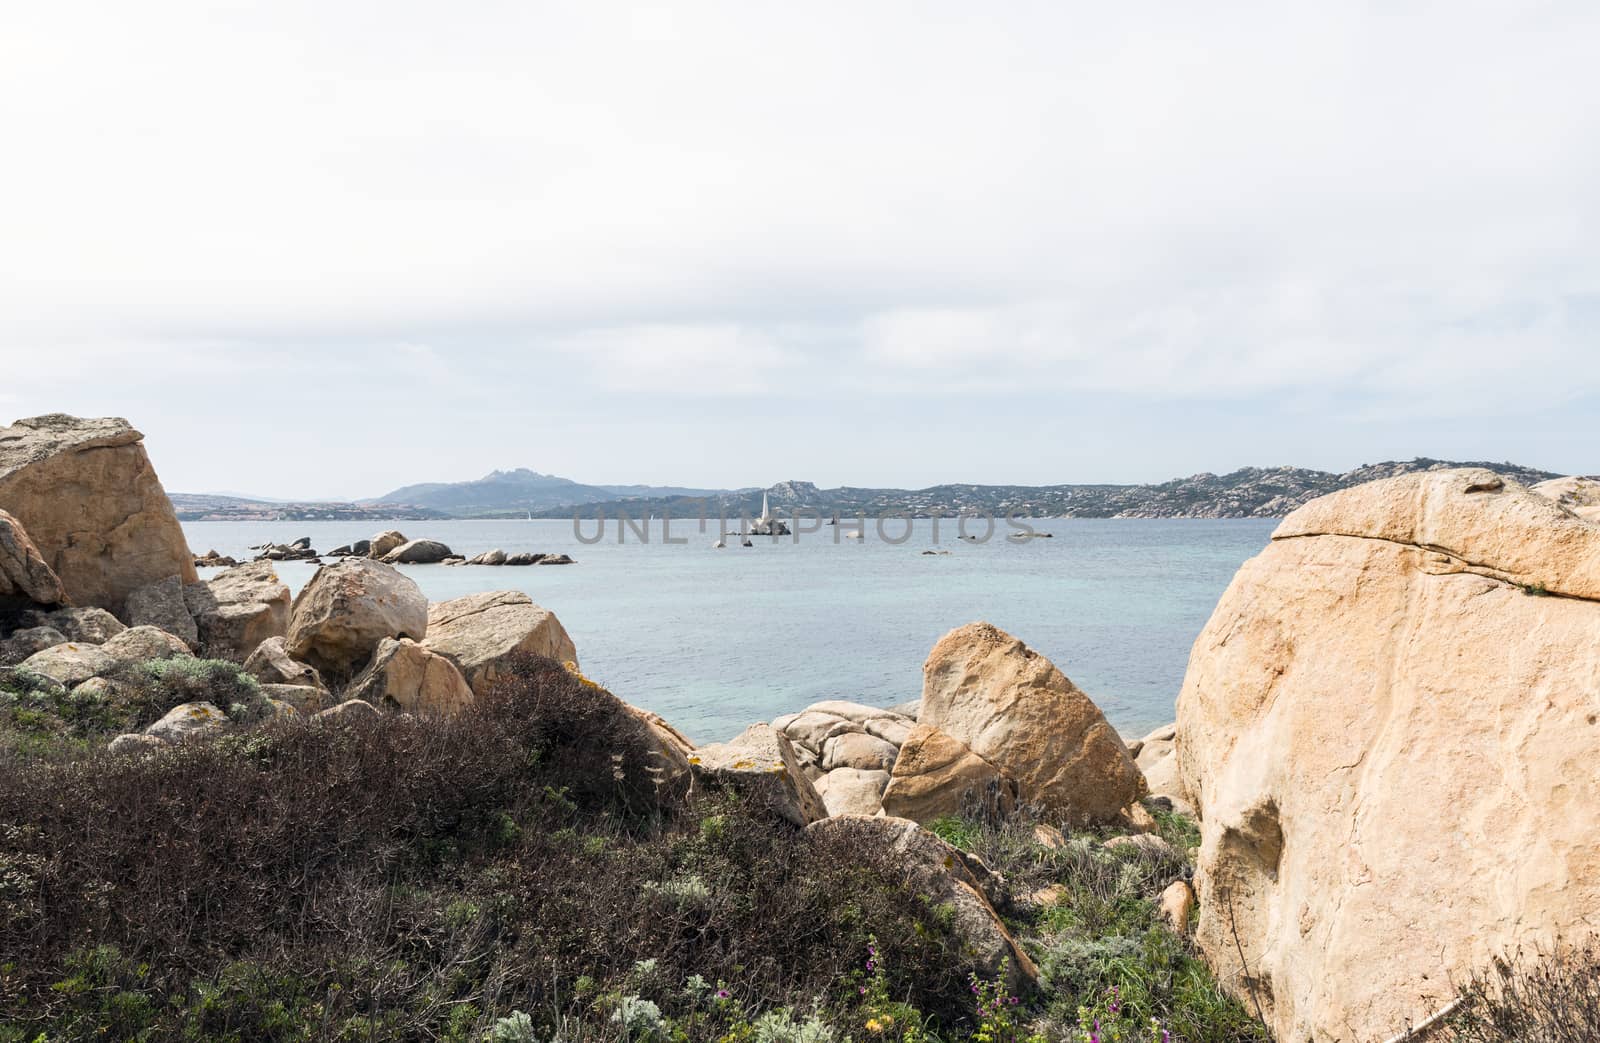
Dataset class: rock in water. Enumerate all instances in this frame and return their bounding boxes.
[380,538,453,564]
[367,530,406,559]
[286,558,427,679]
[422,591,577,695]
[918,622,1143,824]
[124,575,199,648]
[346,637,474,715]
[1177,469,1600,1042]
[0,509,65,608]
[0,415,195,614]
[184,562,291,661]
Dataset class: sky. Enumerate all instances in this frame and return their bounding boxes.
[2,2,1597,500]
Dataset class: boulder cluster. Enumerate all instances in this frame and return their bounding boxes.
[198,529,577,569]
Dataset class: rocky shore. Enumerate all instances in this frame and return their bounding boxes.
[3,412,1598,1041]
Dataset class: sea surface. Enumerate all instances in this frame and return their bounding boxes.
[184,518,1277,744]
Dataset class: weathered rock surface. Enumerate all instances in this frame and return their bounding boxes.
[1177,468,1600,1043]
[0,508,65,608]
[258,683,327,712]
[0,625,66,664]
[313,698,381,723]
[286,559,427,679]
[422,591,577,693]
[108,732,166,755]
[691,723,828,827]
[1530,475,1600,520]
[346,637,474,715]
[124,575,198,648]
[367,530,406,559]
[381,538,453,564]
[1159,880,1194,934]
[243,635,325,689]
[24,606,125,644]
[1133,723,1184,806]
[145,701,227,742]
[807,815,1038,991]
[0,415,196,614]
[100,625,192,664]
[812,767,890,817]
[19,642,117,685]
[919,623,1143,825]
[820,730,898,772]
[184,562,290,661]
[881,723,1018,823]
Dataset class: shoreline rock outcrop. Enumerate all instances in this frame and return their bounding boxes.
[286,558,428,679]
[0,415,195,615]
[422,590,577,694]
[1177,468,1600,1042]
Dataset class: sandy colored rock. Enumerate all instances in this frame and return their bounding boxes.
[1134,723,1184,804]
[1159,880,1194,934]
[1103,832,1176,859]
[880,723,1018,823]
[243,635,325,689]
[1177,468,1600,1042]
[820,730,899,772]
[422,590,576,694]
[259,683,327,712]
[804,699,910,724]
[0,508,65,607]
[108,733,165,755]
[1032,823,1067,850]
[100,625,193,664]
[0,415,195,614]
[286,559,427,679]
[774,709,855,753]
[145,700,227,742]
[367,530,407,559]
[1530,475,1600,512]
[691,723,828,827]
[807,815,1038,991]
[863,715,913,747]
[920,622,1143,824]
[346,637,475,715]
[184,562,290,661]
[812,767,890,816]
[19,642,116,685]
[124,575,198,648]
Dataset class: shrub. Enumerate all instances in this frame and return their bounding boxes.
[1438,940,1600,1042]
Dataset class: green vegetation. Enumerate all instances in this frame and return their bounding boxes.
[0,655,1266,1041]
[0,656,268,759]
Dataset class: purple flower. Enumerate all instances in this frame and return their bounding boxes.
[866,961,876,971]
[715,989,730,1000]
[859,986,868,995]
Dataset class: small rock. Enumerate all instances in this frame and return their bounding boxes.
[1159,880,1195,934]
[812,767,890,816]
[380,538,453,565]
[101,625,193,664]
[1103,833,1177,859]
[144,701,228,742]
[1032,823,1068,850]
[536,553,574,565]
[19,642,117,685]
[259,683,327,712]
[243,635,325,689]
[313,698,381,723]
[0,625,67,663]
[108,733,166,755]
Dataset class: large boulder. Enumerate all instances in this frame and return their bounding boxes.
[380,538,452,565]
[100,625,192,664]
[0,509,65,608]
[19,642,117,686]
[918,623,1143,824]
[807,815,1037,991]
[812,767,890,817]
[145,701,228,742]
[422,591,577,694]
[286,558,427,679]
[242,635,324,689]
[124,575,199,648]
[183,562,291,661]
[691,723,828,827]
[0,415,195,615]
[346,637,474,715]
[881,723,1018,823]
[1177,469,1600,1042]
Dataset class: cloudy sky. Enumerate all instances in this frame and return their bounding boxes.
[2,2,1596,499]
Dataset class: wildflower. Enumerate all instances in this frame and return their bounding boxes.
[715,988,731,1000]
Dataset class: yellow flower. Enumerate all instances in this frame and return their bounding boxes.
[866,1018,884,1033]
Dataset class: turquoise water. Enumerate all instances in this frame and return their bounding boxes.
[184,518,1275,744]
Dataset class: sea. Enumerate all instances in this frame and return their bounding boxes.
[183,517,1277,744]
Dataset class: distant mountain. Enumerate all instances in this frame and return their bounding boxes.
[176,458,1570,522]
[526,459,1565,521]
[368,468,726,516]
